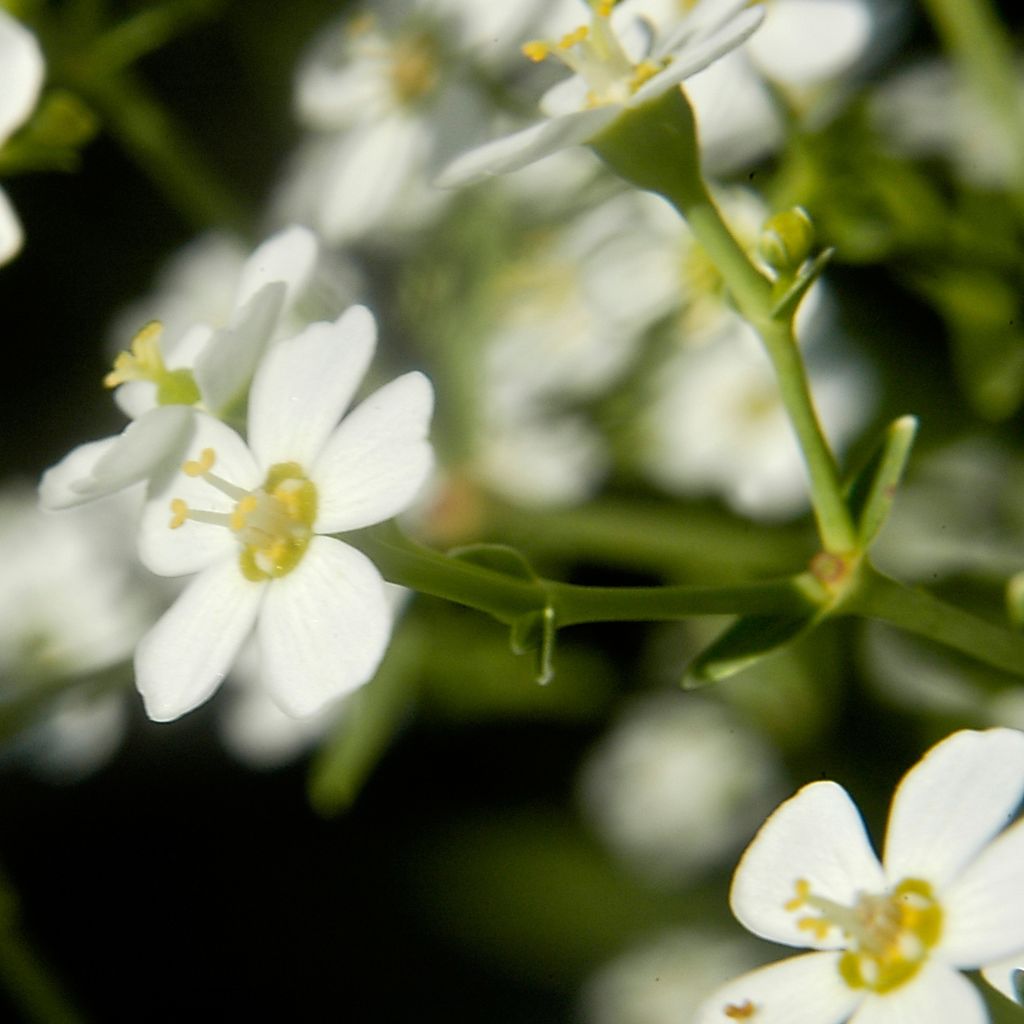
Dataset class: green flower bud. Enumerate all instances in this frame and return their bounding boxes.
[759,207,815,276]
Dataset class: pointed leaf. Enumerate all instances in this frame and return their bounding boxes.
[770,247,834,322]
[448,543,538,581]
[683,612,818,689]
[844,415,918,548]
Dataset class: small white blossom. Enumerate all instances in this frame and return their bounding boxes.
[134,305,433,722]
[696,728,1024,1024]
[40,226,319,510]
[436,0,764,187]
[0,11,44,265]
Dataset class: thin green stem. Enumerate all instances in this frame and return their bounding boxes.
[846,565,1024,676]
[920,0,1024,208]
[0,867,85,1024]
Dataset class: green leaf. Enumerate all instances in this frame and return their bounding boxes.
[509,606,557,685]
[683,612,819,689]
[770,247,834,322]
[447,543,538,581]
[844,415,918,549]
[308,626,421,816]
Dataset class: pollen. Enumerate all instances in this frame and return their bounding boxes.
[183,448,216,477]
[724,1002,756,1020]
[169,498,189,529]
[104,322,165,389]
[558,26,589,50]
[522,40,551,62]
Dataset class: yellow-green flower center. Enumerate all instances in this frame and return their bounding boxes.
[784,877,943,994]
[169,448,318,582]
[105,321,201,406]
[390,30,442,106]
[522,0,665,108]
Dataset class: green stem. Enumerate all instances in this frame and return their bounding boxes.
[590,88,857,554]
[0,867,85,1024]
[846,565,1024,676]
[920,0,1024,207]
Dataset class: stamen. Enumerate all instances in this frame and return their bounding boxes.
[169,498,188,529]
[104,322,165,389]
[724,1002,756,1020]
[522,40,550,62]
[183,448,216,477]
[558,26,589,50]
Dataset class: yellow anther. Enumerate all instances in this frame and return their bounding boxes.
[724,1002,756,1020]
[521,40,550,62]
[558,25,589,50]
[104,321,165,389]
[169,498,189,530]
[230,494,259,532]
[784,878,811,912]
[630,59,662,90]
[797,916,833,941]
[183,448,216,477]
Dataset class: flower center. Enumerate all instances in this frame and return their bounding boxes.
[169,448,317,582]
[522,0,664,107]
[389,30,442,106]
[105,321,200,406]
[784,877,943,994]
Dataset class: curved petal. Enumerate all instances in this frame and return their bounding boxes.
[748,0,873,87]
[138,414,258,577]
[247,305,377,471]
[435,108,618,188]
[981,956,1024,1006]
[940,817,1024,966]
[39,405,195,510]
[135,557,264,722]
[312,371,434,533]
[848,960,986,1024]
[883,728,1024,889]
[234,225,318,314]
[0,187,24,266]
[257,536,392,718]
[730,781,885,949]
[194,281,285,417]
[694,952,860,1024]
[0,12,44,144]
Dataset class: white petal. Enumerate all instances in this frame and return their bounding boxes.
[848,961,986,1024]
[38,406,195,510]
[940,817,1024,966]
[313,371,434,533]
[194,282,285,417]
[748,0,873,87]
[257,536,392,718]
[138,413,258,577]
[883,728,1024,889]
[694,953,860,1024]
[247,305,377,471]
[730,781,885,949]
[135,558,264,722]
[435,108,619,188]
[0,12,44,144]
[0,188,24,265]
[981,956,1024,1006]
[234,225,318,314]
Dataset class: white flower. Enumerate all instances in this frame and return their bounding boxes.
[134,305,434,722]
[0,11,44,265]
[696,728,1024,1024]
[436,0,764,187]
[39,226,318,510]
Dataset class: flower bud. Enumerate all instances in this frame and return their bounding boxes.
[758,207,815,276]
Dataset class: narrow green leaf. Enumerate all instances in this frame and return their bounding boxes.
[844,415,918,548]
[448,543,538,581]
[770,247,834,321]
[683,613,817,689]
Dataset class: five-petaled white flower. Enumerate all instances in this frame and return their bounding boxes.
[696,728,1024,1024]
[0,11,44,265]
[436,0,764,188]
[133,304,434,722]
[39,226,318,510]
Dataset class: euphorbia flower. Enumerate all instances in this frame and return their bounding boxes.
[133,305,434,721]
[436,0,764,187]
[696,728,1024,1024]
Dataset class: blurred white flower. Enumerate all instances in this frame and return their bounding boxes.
[981,957,1024,1008]
[697,728,1024,1024]
[579,694,782,884]
[135,306,434,722]
[40,226,319,510]
[437,0,764,187]
[650,0,879,173]
[581,928,765,1024]
[280,0,549,242]
[0,11,44,265]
